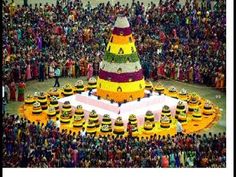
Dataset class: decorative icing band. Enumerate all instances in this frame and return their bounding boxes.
[109,34,134,44]
[112,27,132,36]
[96,89,145,103]
[99,69,143,82]
[103,51,139,63]
[100,60,142,73]
[97,78,145,92]
[106,42,137,55]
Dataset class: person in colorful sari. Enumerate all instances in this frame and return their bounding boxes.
[17,80,26,102]
[9,79,16,101]
[25,61,32,81]
[87,63,93,80]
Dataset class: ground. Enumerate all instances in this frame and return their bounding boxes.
[6,77,226,134]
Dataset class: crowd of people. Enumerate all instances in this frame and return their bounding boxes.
[2,0,226,93]
[2,113,226,167]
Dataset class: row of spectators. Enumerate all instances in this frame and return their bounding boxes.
[2,113,226,167]
[2,0,226,91]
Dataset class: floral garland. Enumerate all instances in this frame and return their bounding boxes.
[103,51,140,63]
[97,78,145,92]
[101,60,142,73]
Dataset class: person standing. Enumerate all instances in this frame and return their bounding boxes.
[127,122,132,139]
[39,60,45,82]
[87,63,93,80]
[9,80,16,101]
[176,120,184,136]
[54,66,60,87]
[17,80,26,102]
[4,83,10,103]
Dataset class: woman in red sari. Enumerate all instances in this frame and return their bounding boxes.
[18,81,26,102]
[9,80,16,101]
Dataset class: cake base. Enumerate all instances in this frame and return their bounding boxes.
[58,90,187,128]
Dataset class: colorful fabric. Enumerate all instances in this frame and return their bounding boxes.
[103,51,139,63]
[99,69,143,82]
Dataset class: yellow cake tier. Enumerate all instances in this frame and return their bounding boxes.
[160,122,171,128]
[96,89,145,103]
[113,126,125,134]
[73,119,85,127]
[178,94,188,101]
[110,34,134,44]
[106,42,136,55]
[203,108,214,116]
[178,114,187,122]
[154,87,165,94]
[25,99,34,105]
[192,112,202,121]
[32,108,42,114]
[97,78,145,92]
[87,124,97,134]
[60,116,71,123]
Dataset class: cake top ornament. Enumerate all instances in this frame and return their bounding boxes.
[75,80,84,87]
[180,88,187,94]
[96,15,145,103]
[169,86,177,92]
[160,115,170,123]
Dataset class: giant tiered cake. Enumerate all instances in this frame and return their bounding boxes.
[96,16,145,103]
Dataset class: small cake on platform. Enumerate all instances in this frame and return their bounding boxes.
[61,101,72,118]
[203,100,214,116]
[73,105,85,128]
[175,101,186,119]
[37,92,48,110]
[24,95,34,105]
[178,88,188,101]
[143,121,153,133]
[62,84,73,97]
[74,80,85,93]
[161,105,172,122]
[168,86,178,99]
[47,106,57,119]
[128,114,138,132]
[145,80,153,91]
[154,82,165,95]
[160,115,171,128]
[87,77,97,90]
[188,92,199,113]
[86,120,97,135]
[100,114,112,133]
[177,112,187,123]
[192,108,202,121]
[144,111,155,128]
[113,117,125,135]
[60,111,71,123]
[48,87,60,98]
[50,96,60,114]
[32,101,42,114]
[88,110,99,128]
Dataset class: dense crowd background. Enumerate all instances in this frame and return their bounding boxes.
[2,113,226,167]
[2,0,227,168]
[2,0,226,92]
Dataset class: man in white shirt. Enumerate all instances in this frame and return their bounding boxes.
[55,117,61,129]
[80,127,86,138]
[176,120,184,135]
